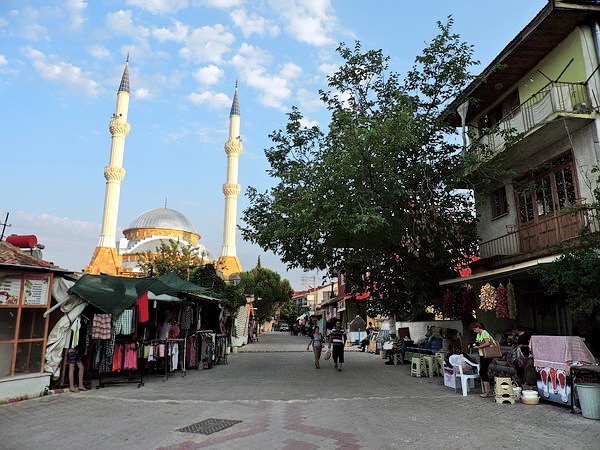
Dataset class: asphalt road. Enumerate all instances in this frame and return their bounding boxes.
[0,332,596,449]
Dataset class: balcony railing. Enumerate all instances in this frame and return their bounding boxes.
[479,207,600,260]
[470,82,592,155]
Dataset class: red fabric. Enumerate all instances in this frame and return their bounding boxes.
[136,291,149,323]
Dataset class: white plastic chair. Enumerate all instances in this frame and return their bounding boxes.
[449,354,481,397]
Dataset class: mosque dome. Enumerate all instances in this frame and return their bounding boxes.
[126,207,196,233]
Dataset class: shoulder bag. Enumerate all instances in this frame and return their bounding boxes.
[482,337,502,358]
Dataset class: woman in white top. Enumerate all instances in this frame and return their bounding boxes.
[307,326,324,369]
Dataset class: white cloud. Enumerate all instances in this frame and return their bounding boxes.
[10,211,100,272]
[134,87,152,99]
[152,20,189,42]
[8,7,49,41]
[188,90,231,109]
[230,8,279,38]
[296,87,322,112]
[179,24,235,63]
[268,0,336,47]
[0,55,7,66]
[64,0,87,31]
[126,0,189,15]
[105,10,150,39]
[87,45,110,59]
[193,65,224,85]
[299,117,319,128]
[318,62,338,77]
[23,47,100,96]
[203,0,244,8]
[231,43,297,109]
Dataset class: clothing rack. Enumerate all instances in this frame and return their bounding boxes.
[96,339,145,388]
[145,338,187,381]
[196,330,215,369]
[215,334,228,365]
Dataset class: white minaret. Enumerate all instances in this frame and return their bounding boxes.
[86,59,131,274]
[217,83,243,278]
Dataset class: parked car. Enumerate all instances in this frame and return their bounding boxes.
[279,323,289,332]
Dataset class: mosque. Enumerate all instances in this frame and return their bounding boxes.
[85,60,243,280]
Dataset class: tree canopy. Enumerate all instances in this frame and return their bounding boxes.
[241,19,480,319]
[239,261,293,322]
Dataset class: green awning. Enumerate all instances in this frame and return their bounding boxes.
[69,272,208,316]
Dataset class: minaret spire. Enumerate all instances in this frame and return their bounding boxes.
[86,58,131,275]
[217,82,243,279]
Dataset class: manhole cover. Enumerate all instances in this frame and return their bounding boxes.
[177,418,242,435]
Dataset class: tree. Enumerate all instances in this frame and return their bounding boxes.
[279,300,303,324]
[241,19,480,319]
[239,262,293,323]
[138,239,203,279]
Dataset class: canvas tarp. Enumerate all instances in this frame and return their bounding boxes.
[44,277,87,378]
[69,272,208,316]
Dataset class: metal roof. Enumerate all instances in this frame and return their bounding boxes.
[125,207,196,233]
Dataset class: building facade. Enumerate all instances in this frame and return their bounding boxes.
[442,1,600,346]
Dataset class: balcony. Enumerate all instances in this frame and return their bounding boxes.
[468,82,594,159]
[478,206,600,264]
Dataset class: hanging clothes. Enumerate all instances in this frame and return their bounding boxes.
[136,291,149,323]
[70,317,81,348]
[113,309,134,335]
[180,306,193,331]
[92,314,112,339]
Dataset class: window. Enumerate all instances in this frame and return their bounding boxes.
[491,187,509,218]
[516,152,578,224]
[518,189,535,223]
[0,273,51,377]
[536,176,554,216]
[555,166,576,209]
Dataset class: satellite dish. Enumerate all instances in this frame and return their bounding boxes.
[229,273,241,286]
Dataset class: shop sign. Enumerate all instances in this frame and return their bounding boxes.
[338,299,346,311]
[23,275,50,305]
[0,276,22,305]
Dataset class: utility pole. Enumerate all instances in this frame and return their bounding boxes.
[0,212,11,241]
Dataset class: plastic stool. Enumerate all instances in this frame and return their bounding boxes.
[411,357,425,377]
[434,352,445,376]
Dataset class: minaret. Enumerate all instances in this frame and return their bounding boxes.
[216,83,243,279]
[85,59,131,275]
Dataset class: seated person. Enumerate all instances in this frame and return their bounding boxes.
[384,332,402,365]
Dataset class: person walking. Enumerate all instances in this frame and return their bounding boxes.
[307,326,324,368]
[471,322,494,398]
[328,319,347,372]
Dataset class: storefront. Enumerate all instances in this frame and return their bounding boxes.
[0,241,71,402]
[44,272,225,390]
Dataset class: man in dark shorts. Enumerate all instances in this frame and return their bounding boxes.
[328,319,347,372]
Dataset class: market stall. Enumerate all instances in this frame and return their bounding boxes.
[530,335,596,406]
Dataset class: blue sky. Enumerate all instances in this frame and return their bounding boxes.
[1,0,547,290]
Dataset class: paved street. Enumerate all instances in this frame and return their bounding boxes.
[0,332,596,450]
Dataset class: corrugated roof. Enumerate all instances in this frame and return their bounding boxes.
[0,241,67,271]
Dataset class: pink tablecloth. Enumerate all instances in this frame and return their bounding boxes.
[530,335,596,371]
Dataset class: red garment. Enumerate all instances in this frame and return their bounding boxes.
[136,291,149,323]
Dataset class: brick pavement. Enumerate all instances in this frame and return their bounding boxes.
[0,332,596,449]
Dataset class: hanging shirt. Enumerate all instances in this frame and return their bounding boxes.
[136,291,149,323]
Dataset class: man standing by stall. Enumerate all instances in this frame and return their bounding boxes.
[328,319,347,372]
